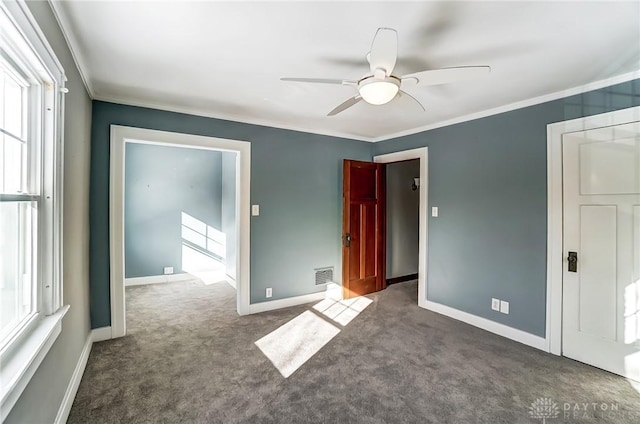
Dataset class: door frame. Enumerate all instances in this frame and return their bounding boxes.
[374,147,428,308]
[546,105,640,355]
[109,125,251,339]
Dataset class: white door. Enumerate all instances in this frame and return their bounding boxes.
[562,121,640,382]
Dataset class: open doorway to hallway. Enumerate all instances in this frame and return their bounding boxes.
[373,147,428,309]
[385,159,420,292]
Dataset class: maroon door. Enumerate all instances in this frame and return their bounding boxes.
[342,160,386,299]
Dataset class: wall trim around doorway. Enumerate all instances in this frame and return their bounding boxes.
[109,125,251,339]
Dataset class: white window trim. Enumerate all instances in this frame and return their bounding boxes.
[0,306,69,421]
[0,1,68,420]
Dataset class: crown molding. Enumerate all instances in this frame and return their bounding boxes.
[48,0,94,98]
[369,69,640,143]
[96,69,640,144]
[92,93,374,142]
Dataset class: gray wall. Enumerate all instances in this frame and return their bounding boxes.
[91,80,640,334]
[6,2,93,423]
[124,143,223,278]
[374,79,640,337]
[90,102,373,327]
[386,160,420,279]
[221,152,237,280]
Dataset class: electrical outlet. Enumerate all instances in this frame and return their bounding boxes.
[163,266,174,275]
[500,300,509,314]
[266,287,272,298]
[491,298,500,311]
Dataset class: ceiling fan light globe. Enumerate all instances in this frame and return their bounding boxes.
[358,78,400,105]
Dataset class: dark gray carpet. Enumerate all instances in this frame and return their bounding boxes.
[68,280,640,423]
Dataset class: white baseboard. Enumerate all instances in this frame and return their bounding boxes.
[124,273,193,287]
[424,300,547,351]
[54,332,92,424]
[91,326,112,342]
[248,291,326,314]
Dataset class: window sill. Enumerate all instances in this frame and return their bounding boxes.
[0,305,69,421]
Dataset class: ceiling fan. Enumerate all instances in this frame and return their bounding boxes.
[281,28,490,116]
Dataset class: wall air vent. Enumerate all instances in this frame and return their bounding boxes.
[314,267,334,285]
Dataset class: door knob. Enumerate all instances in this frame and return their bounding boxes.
[344,233,351,247]
[567,251,577,272]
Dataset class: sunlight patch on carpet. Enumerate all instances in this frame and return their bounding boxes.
[313,296,373,326]
[255,310,340,378]
[255,287,373,378]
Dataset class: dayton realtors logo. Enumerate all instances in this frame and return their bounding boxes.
[528,398,560,423]
[528,398,638,421]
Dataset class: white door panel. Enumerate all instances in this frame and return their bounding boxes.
[563,121,640,382]
[578,205,617,340]
[579,139,640,195]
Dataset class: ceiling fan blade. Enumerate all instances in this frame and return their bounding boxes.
[401,66,491,86]
[368,27,398,75]
[327,96,362,116]
[281,77,356,85]
[399,90,425,112]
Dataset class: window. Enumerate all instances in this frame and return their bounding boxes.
[0,1,67,419]
[0,53,37,347]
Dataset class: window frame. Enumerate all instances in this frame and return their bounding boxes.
[0,0,67,420]
[0,53,41,351]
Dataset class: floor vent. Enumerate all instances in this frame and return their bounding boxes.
[314,267,334,285]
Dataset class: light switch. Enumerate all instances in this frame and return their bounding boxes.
[431,206,438,217]
[252,205,260,216]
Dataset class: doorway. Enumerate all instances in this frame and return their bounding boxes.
[385,159,420,287]
[109,126,251,339]
[374,147,428,308]
[547,105,640,381]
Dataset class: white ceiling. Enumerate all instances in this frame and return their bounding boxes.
[51,1,640,142]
